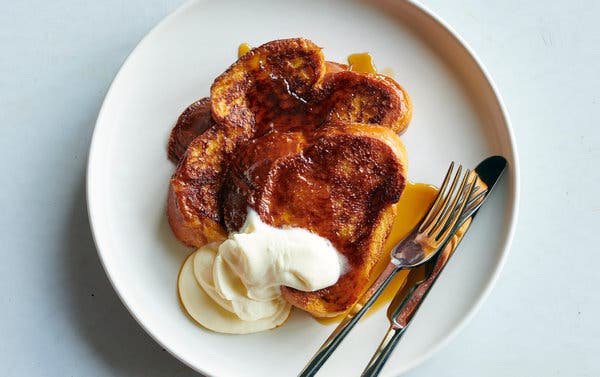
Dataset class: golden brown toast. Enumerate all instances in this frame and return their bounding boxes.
[166,63,408,164]
[168,38,326,247]
[211,38,327,134]
[167,61,349,165]
[167,38,412,315]
[221,124,408,316]
[319,71,412,134]
[168,38,412,248]
[168,97,214,163]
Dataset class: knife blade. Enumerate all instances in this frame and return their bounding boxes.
[360,155,507,377]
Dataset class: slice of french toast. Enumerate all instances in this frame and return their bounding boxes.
[319,70,412,134]
[167,38,412,249]
[168,97,214,164]
[221,124,408,316]
[168,38,326,247]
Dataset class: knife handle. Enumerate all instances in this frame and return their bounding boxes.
[360,213,475,376]
[361,326,407,377]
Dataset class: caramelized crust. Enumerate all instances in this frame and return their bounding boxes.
[168,97,214,163]
[168,39,325,247]
[319,71,412,134]
[221,124,408,316]
[324,61,349,76]
[167,61,349,165]
[168,123,250,246]
[167,38,413,315]
[211,38,327,134]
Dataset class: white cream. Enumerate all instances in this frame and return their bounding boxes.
[178,248,291,335]
[179,208,344,333]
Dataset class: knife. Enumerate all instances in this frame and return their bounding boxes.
[360,155,507,377]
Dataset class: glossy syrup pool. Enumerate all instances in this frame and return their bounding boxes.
[317,182,438,325]
[347,52,377,74]
[237,42,251,57]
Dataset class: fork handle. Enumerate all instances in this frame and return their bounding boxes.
[360,326,406,377]
[299,263,400,377]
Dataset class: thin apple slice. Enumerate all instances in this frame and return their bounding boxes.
[177,250,291,334]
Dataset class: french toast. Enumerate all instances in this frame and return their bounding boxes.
[167,64,410,164]
[221,124,407,316]
[168,38,326,247]
[167,38,412,316]
[168,97,214,163]
[320,70,412,134]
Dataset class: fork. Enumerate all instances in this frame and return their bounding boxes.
[360,156,506,377]
[299,162,477,377]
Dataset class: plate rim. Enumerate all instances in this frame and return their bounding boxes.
[391,0,520,373]
[86,0,520,375]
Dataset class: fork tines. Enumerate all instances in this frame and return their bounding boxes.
[418,162,478,241]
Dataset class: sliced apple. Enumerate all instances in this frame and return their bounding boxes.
[194,244,287,321]
[177,249,291,334]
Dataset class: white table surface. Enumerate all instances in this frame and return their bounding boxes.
[1,1,598,376]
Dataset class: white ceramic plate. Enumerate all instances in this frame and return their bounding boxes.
[87,0,519,376]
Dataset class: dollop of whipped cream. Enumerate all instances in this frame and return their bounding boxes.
[190,208,344,327]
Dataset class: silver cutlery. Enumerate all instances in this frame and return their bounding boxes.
[360,155,507,376]
[299,162,478,377]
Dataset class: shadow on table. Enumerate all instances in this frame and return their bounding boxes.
[64,175,202,376]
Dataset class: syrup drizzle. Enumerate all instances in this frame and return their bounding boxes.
[317,182,438,325]
[348,53,377,74]
[238,43,251,57]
